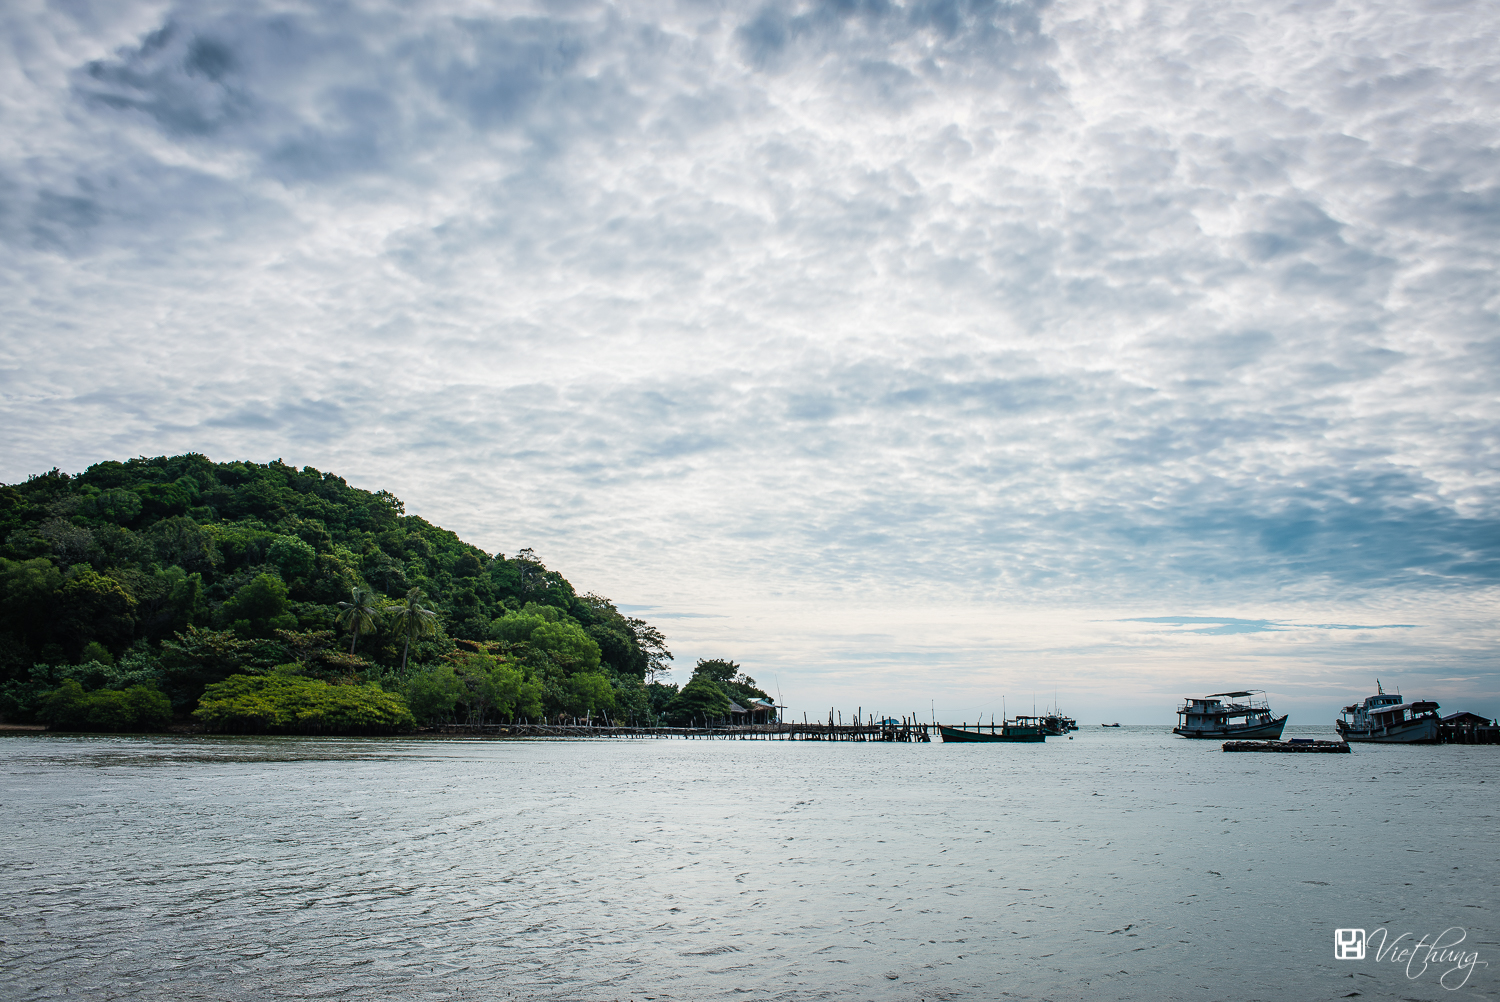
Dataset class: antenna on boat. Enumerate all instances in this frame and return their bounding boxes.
[1377,679,1383,694]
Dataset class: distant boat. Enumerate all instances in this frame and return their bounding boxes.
[1101,723,1121,727]
[1173,691,1287,740]
[1337,684,1440,744]
[940,720,1046,743]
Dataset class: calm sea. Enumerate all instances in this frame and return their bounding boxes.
[1,726,1495,1001]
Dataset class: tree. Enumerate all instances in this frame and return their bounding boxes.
[267,534,316,580]
[335,587,382,654]
[565,672,616,719]
[388,587,439,673]
[403,665,464,725]
[664,670,731,726]
[0,557,63,648]
[37,678,171,731]
[629,618,674,683]
[222,572,295,637]
[52,567,137,656]
[693,657,770,707]
[447,649,543,723]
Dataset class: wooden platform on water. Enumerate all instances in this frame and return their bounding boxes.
[1438,722,1500,744]
[428,721,933,741]
[1223,740,1350,753]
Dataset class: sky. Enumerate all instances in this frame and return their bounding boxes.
[3,0,1497,724]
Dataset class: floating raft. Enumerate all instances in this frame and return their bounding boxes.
[1223,739,1350,753]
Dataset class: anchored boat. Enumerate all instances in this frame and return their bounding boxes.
[1172,690,1287,740]
[1336,683,1441,744]
[939,719,1046,742]
[1013,713,1077,736]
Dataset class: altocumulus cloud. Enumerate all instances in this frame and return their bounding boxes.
[2,0,1499,709]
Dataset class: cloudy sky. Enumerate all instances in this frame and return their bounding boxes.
[4,0,1497,722]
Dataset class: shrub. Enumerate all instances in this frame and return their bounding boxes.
[194,674,415,734]
[37,679,172,731]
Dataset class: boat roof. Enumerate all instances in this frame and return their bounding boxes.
[1372,699,1439,714]
[1207,690,1262,698]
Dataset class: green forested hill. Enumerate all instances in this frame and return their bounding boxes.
[0,454,683,729]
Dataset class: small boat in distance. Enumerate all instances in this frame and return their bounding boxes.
[1101,722,1121,727]
[940,719,1046,742]
[1173,691,1287,740]
[1337,683,1441,743]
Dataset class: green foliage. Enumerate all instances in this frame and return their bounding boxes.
[37,678,172,731]
[0,649,167,723]
[194,674,415,734]
[267,534,316,579]
[79,488,143,525]
[565,672,616,717]
[0,455,672,724]
[223,572,296,637]
[388,587,438,671]
[79,641,114,666]
[663,671,732,726]
[334,587,383,653]
[402,664,465,724]
[53,567,137,657]
[692,658,772,710]
[646,681,679,718]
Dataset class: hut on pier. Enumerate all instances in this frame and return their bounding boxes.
[729,698,778,725]
[1439,711,1499,744]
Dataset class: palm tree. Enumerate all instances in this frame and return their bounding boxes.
[335,587,382,654]
[388,587,438,673]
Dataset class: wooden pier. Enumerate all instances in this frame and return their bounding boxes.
[1438,715,1500,744]
[428,720,932,742]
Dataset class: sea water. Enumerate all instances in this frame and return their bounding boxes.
[1,726,1495,1001]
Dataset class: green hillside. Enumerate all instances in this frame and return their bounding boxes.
[0,454,678,729]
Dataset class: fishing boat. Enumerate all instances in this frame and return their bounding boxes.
[1172,690,1287,740]
[939,719,1046,742]
[1013,713,1074,736]
[1101,722,1120,727]
[1336,683,1441,744]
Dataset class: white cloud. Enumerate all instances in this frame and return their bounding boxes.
[2,0,1497,718]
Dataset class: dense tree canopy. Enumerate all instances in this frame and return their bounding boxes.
[661,659,775,726]
[0,454,681,729]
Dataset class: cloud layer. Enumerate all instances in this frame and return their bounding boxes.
[3,0,1497,715]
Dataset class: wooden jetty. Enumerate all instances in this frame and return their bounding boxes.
[1438,713,1500,744]
[1223,739,1351,753]
[428,720,933,741]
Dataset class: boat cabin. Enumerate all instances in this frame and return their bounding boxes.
[1369,700,1439,724]
[1176,691,1272,726]
[1340,691,1439,728]
[1341,692,1404,716]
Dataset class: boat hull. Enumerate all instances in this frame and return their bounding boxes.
[939,725,1045,743]
[1337,717,1440,744]
[1172,714,1287,740]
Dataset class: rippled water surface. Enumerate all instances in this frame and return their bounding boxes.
[2,726,1496,1001]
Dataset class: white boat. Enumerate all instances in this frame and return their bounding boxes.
[1336,683,1440,743]
[1172,690,1287,739]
